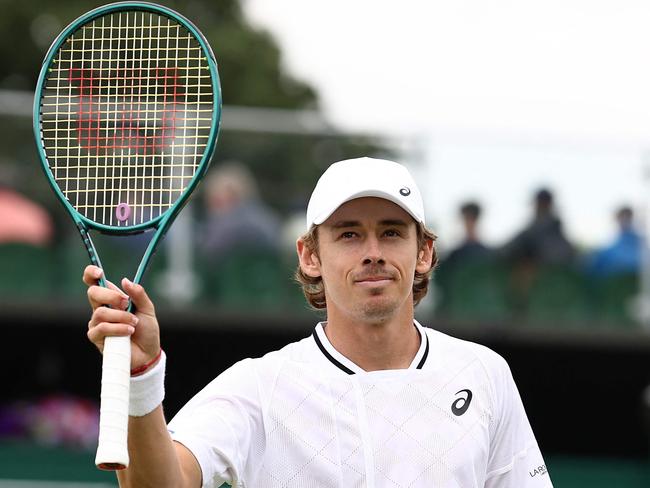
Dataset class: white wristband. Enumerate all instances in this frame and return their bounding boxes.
[129,351,166,417]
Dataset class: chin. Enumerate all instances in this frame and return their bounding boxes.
[359,298,401,322]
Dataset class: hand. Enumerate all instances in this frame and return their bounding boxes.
[84,265,161,371]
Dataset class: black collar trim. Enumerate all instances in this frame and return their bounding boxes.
[416,329,429,369]
[312,323,430,374]
[312,329,355,375]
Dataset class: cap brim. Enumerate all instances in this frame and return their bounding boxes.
[311,190,423,226]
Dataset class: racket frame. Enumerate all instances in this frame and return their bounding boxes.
[33,0,221,470]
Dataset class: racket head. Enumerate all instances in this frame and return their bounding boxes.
[33,1,221,235]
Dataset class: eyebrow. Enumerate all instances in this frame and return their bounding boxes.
[328,219,410,229]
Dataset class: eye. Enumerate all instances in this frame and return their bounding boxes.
[383,229,401,238]
[340,231,358,239]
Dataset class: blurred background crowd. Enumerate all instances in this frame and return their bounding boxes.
[1,0,650,486]
[2,154,647,329]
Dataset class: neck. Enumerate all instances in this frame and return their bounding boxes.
[323,305,420,372]
[464,223,479,242]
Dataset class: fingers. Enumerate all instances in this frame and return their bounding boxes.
[87,307,139,351]
[82,265,103,286]
[89,306,139,330]
[83,266,122,292]
[87,321,135,352]
[84,266,126,312]
[121,278,156,316]
[87,283,130,311]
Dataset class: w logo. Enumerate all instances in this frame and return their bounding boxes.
[69,67,183,155]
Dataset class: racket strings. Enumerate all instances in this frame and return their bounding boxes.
[40,10,214,227]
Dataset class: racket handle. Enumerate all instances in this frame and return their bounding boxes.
[95,335,131,470]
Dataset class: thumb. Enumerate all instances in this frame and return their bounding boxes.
[121,278,156,316]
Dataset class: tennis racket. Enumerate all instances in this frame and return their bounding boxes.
[33,1,221,470]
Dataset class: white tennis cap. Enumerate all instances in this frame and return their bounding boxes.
[306,157,425,229]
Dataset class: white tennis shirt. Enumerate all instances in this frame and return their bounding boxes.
[168,321,552,487]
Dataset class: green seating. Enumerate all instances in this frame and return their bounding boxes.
[435,258,510,322]
[56,237,90,299]
[524,265,591,326]
[198,249,294,309]
[588,272,639,327]
[0,243,55,298]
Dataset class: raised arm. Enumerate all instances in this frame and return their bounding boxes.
[84,265,202,488]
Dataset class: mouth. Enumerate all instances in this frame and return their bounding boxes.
[354,275,394,286]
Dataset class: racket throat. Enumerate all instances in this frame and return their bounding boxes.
[77,222,105,272]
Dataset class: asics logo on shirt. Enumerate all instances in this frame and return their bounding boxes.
[451,389,473,416]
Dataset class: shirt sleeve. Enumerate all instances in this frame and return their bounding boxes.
[484,354,553,488]
[167,358,263,488]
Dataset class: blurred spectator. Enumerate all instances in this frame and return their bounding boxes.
[581,206,642,326]
[501,188,575,266]
[499,188,577,319]
[585,206,641,277]
[444,201,491,266]
[198,162,281,260]
[0,183,53,246]
[435,202,507,321]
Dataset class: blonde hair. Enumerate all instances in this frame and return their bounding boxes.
[295,222,438,309]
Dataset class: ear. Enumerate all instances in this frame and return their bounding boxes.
[296,238,322,278]
[415,237,434,274]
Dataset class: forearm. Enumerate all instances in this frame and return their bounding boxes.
[117,406,188,488]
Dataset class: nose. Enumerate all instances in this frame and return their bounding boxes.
[362,236,384,265]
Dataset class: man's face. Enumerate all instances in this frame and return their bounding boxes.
[299,197,432,324]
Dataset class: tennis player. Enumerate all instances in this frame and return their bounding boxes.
[84,157,553,487]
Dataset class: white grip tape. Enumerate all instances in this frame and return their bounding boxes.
[95,335,131,469]
[129,350,166,417]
